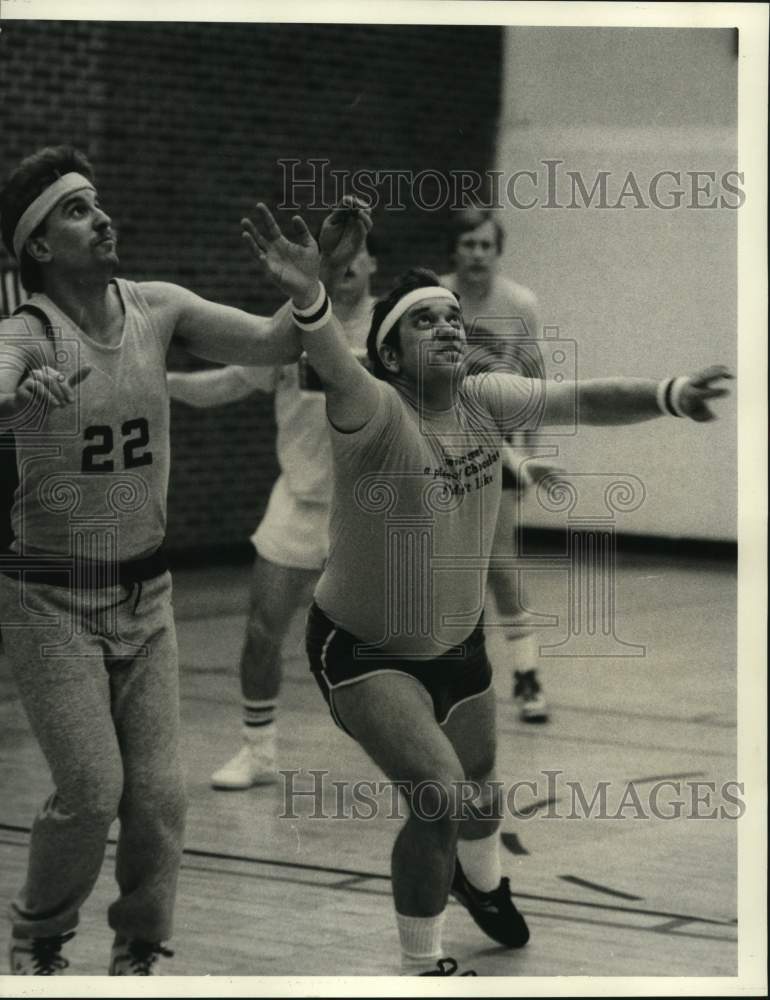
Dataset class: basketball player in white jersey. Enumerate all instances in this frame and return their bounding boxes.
[167,236,377,788]
[0,146,312,975]
[242,201,731,975]
[441,207,550,722]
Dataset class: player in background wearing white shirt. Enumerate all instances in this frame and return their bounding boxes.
[168,234,377,788]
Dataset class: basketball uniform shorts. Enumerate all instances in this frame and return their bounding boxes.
[305,602,493,735]
[252,475,330,571]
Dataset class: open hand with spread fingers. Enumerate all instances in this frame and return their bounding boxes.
[673,366,734,422]
[242,204,321,308]
[318,195,373,271]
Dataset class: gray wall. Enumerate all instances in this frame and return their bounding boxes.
[497,28,737,540]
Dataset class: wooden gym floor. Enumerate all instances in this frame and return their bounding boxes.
[0,552,740,984]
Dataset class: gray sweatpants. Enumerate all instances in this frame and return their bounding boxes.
[0,570,187,941]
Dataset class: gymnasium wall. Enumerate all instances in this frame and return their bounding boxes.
[0,21,503,555]
[495,28,738,542]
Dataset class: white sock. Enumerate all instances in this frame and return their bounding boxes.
[396,911,445,974]
[457,833,502,893]
[506,629,538,664]
[243,726,276,752]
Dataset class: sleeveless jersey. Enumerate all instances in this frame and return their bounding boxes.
[8,279,169,562]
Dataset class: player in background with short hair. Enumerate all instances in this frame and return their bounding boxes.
[242,200,731,975]
[0,145,307,975]
[168,233,378,789]
[441,206,550,722]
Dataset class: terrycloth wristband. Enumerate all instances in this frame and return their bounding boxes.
[293,292,332,332]
[292,282,326,318]
[656,376,690,417]
[668,376,691,418]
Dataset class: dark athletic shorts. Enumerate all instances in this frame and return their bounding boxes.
[305,602,493,736]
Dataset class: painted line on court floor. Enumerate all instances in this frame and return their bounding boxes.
[496,723,736,759]
[542,703,736,729]
[510,796,559,818]
[0,824,737,930]
[558,875,643,901]
[649,917,697,933]
[628,771,706,785]
[500,832,529,855]
[524,907,736,944]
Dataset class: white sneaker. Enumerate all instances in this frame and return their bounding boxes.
[210,735,278,789]
[109,938,173,975]
[9,931,74,974]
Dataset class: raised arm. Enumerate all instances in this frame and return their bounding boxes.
[139,284,302,367]
[167,365,276,408]
[242,203,381,432]
[541,367,733,426]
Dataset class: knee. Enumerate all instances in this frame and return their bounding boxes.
[459,769,503,824]
[246,604,285,647]
[124,766,188,832]
[60,761,124,828]
[405,767,466,830]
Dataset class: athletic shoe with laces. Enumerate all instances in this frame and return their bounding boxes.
[513,668,549,723]
[450,859,530,948]
[420,957,477,975]
[210,735,278,789]
[109,937,174,975]
[9,930,75,975]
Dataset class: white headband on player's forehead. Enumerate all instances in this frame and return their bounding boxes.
[375,286,461,351]
[12,172,96,260]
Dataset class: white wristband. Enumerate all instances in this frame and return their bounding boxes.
[655,378,672,416]
[292,282,326,318]
[656,376,690,417]
[293,294,332,332]
[668,376,691,418]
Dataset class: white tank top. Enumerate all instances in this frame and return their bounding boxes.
[10,279,169,562]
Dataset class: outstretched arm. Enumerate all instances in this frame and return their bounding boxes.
[167,364,276,408]
[242,203,381,432]
[541,367,733,426]
[140,284,302,366]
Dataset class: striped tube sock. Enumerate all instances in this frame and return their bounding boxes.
[243,699,276,737]
[397,911,446,974]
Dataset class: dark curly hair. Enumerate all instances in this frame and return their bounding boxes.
[0,146,95,293]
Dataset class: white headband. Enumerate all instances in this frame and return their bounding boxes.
[375,286,461,351]
[12,172,95,260]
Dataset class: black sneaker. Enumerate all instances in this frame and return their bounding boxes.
[9,930,75,975]
[450,859,530,948]
[513,668,549,723]
[420,957,477,975]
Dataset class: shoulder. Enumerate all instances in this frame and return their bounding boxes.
[494,275,538,311]
[0,306,52,350]
[438,272,457,291]
[135,280,197,314]
[0,309,55,380]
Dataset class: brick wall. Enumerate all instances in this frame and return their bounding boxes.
[0,21,502,556]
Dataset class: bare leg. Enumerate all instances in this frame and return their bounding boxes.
[332,673,465,917]
[239,554,319,702]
